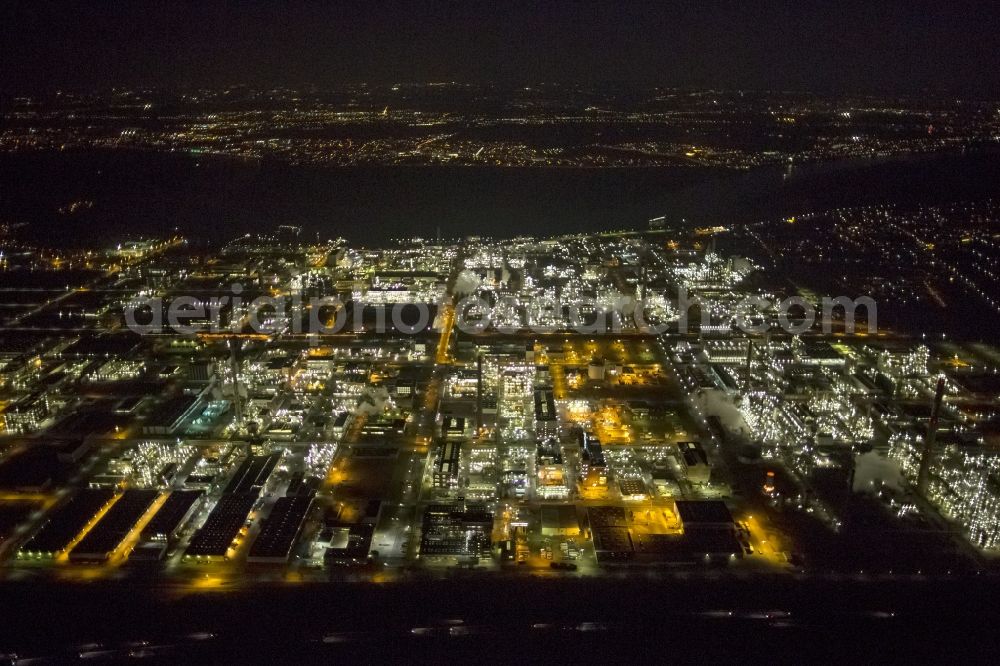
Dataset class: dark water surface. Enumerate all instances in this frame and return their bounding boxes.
[2,148,1000,246]
[2,576,1000,661]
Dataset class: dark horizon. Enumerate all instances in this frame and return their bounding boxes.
[6,81,999,102]
[3,1,1000,97]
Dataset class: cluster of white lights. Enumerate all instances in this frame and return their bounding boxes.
[890,433,1000,549]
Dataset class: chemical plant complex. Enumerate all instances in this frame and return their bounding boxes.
[2,215,999,587]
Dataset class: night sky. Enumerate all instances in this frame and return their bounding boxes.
[2,0,1000,95]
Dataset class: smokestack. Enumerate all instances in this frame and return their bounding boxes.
[916,376,946,497]
[476,353,483,434]
[639,255,646,301]
[228,337,244,427]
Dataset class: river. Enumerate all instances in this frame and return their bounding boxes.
[2,148,1000,246]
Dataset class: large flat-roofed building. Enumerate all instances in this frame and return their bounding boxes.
[324,522,375,565]
[676,441,711,485]
[702,339,750,364]
[69,489,159,562]
[536,438,569,499]
[793,340,846,367]
[589,503,627,525]
[592,527,634,562]
[540,505,580,537]
[59,333,141,361]
[674,500,742,560]
[580,432,607,489]
[0,502,38,556]
[141,394,205,436]
[419,503,493,558]
[442,416,468,441]
[534,388,558,440]
[433,440,462,490]
[248,496,313,564]
[141,490,202,543]
[18,489,117,559]
[224,453,281,495]
[587,506,635,563]
[675,500,734,528]
[185,494,257,561]
[0,447,62,492]
[618,477,648,501]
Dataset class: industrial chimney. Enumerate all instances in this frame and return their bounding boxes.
[228,336,244,427]
[476,353,483,433]
[916,376,946,497]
